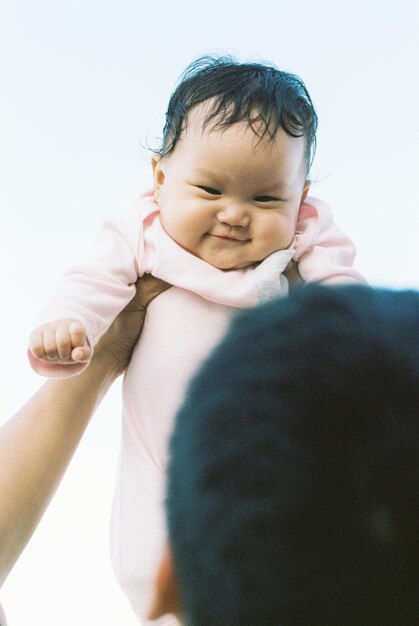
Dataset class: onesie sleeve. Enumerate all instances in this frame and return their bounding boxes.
[28,204,146,377]
[293,198,367,285]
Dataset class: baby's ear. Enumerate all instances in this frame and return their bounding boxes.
[151,153,161,174]
[151,154,165,203]
[301,180,311,204]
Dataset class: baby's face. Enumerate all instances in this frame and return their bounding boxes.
[153,105,308,270]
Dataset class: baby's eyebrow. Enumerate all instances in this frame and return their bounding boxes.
[252,181,293,197]
[260,181,289,192]
[190,167,220,178]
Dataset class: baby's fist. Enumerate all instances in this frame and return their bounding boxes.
[29,319,92,365]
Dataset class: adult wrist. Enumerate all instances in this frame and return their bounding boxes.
[89,344,125,382]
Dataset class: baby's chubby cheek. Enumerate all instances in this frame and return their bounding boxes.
[157,206,197,253]
[271,215,299,249]
[154,194,173,231]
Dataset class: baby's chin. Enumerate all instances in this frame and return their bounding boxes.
[184,245,259,271]
[204,257,258,271]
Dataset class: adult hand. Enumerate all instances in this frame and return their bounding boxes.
[284,260,304,291]
[98,275,170,375]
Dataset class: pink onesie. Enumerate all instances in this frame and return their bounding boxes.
[30,193,366,625]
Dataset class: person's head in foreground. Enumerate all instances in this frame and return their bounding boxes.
[149,285,419,625]
[151,55,317,270]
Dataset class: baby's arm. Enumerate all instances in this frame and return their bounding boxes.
[294,198,367,284]
[1,277,170,588]
[29,205,146,377]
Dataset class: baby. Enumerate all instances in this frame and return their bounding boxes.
[28,56,366,625]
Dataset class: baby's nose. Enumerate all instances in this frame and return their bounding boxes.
[217,203,250,227]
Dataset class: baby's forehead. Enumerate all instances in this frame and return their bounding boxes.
[179,114,265,159]
[170,100,307,183]
[174,124,305,191]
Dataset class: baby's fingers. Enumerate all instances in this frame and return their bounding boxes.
[71,345,92,363]
[43,325,61,361]
[69,322,91,363]
[55,324,73,361]
[29,329,48,360]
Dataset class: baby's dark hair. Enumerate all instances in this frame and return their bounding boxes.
[155,55,318,175]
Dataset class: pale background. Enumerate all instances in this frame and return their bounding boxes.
[0,0,418,624]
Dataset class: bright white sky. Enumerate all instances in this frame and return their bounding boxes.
[0,1,418,624]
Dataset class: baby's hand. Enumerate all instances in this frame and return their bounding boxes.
[29,320,92,365]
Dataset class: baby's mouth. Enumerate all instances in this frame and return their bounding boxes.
[209,232,250,243]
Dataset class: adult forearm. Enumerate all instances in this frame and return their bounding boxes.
[0,351,119,587]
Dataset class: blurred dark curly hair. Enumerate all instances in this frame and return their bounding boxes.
[167,285,419,626]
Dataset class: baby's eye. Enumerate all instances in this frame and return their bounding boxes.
[198,186,222,195]
[254,195,279,202]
